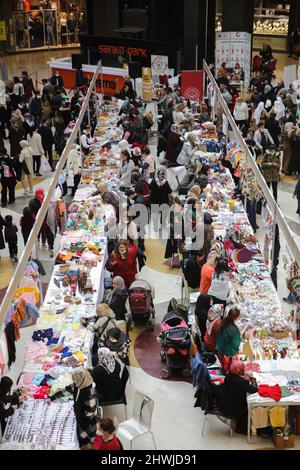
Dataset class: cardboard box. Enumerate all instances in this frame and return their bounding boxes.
[273,433,294,449]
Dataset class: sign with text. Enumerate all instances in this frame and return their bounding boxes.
[142,67,152,101]
[181,70,204,102]
[0,21,6,41]
[80,35,165,68]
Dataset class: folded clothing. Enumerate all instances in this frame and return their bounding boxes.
[258,384,281,402]
[24,342,48,363]
[33,386,50,399]
[280,386,294,398]
[32,328,54,342]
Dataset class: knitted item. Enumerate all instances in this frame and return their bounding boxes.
[269,406,286,428]
[280,386,294,398]
[258,384,282,401]
[251,407,269,435]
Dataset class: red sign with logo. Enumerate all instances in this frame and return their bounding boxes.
[181,70,204,101]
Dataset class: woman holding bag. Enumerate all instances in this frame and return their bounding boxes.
[19,140,34,195]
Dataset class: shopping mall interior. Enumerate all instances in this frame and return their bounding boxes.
[0,0,299,453]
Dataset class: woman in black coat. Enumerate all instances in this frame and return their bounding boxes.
[149,169,172,232]
[265,113,281,148]
[107,276,128,321]
[0,376,22,434]
[289,129,300,177]
[0,212,7,256]
[214,360,257,434]
[91,348,123,403]
[195,294,212,339]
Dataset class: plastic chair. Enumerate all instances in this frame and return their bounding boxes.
[202,407,236,438]
[98,363,129,420]
[117,391,156,450]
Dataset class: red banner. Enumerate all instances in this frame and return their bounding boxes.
[181,70,204,101]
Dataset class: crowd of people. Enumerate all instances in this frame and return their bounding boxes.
[0,44,299,447]
[215,46,300,207]
[0,69,98,259]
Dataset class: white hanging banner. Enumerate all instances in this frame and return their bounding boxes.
[215,31,252,86]
[151,55,169,84]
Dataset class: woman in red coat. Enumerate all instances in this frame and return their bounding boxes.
[107,240,137,288]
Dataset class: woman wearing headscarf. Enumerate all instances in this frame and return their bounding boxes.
[215,360,258,435]
[19,140,34,195]
[149,169,172,232]
[194,294,212,339]
[80,303,118,362]
[29,188,44,216]
[252,101,268,130]
[49,368,97,447]
[290,125,300,179]
[98,327,131,364]
[274,96,285,122]
[0,376,27,434]
[106,276,128,322]
[282,121,295,175]
[165,124,182,165]
[107,240,137,288]
[91,348,123,403]
[203,212,214,258]
[204,304,224,353]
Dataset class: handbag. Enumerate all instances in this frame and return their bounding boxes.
[40,155,52,173]
[22,159,30,175]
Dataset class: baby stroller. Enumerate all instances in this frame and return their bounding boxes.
[128,279,155,326]
[159,311,191,379]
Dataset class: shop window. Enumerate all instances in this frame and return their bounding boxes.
[13,0,87,50]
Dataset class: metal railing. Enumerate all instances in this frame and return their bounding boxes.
[203,60,300,268]
[0,60,102,329]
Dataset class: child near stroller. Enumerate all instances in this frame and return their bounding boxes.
[158,311,191,379]
[128,279,155,330]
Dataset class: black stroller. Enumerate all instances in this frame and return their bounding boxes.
[159,311,191,379]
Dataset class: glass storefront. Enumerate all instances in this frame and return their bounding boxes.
[215,0,291,51]
[12,0,87,51]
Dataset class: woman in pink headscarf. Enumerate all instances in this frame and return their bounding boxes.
[215,360,258,435]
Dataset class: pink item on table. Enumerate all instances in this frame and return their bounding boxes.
[18,372,35,386]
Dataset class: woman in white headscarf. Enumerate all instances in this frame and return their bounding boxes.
[91,348,123,403]
[253,101,268,129]
[274,97,285,121]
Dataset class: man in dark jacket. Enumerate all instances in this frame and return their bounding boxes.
[50,71,64,89]
[30,90,43,127]
[38,118,54,170]
[183,249,205,289]
[50,90,64,114]
[0,149,16,207]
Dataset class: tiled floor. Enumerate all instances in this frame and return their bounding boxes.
[0,49,300,450]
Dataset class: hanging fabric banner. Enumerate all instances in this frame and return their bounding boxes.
[181,70,204,101]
